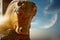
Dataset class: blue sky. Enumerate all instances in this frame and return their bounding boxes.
[28,0,60,40]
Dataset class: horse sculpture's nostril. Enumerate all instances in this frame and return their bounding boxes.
[19,27,22,32]
[15,26,22,34]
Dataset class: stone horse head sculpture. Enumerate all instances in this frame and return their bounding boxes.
[0,0,37,40]
[0,0,37,36]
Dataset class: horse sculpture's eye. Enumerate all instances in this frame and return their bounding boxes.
[18,1,24,6]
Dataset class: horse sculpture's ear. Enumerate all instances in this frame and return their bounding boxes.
[33,3,37,13]
[31,2,37,16]
[33,6,37,16]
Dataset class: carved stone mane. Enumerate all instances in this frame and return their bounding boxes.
[3,0,12,15]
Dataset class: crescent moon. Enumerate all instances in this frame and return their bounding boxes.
[42,13,57,29]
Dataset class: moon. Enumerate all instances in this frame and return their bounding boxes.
[42,13,57,28]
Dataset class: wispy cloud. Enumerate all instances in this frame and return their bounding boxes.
[31,19,39,25]
[47,0,60,12]
[43,0,51,15]
[44,0,60,15]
